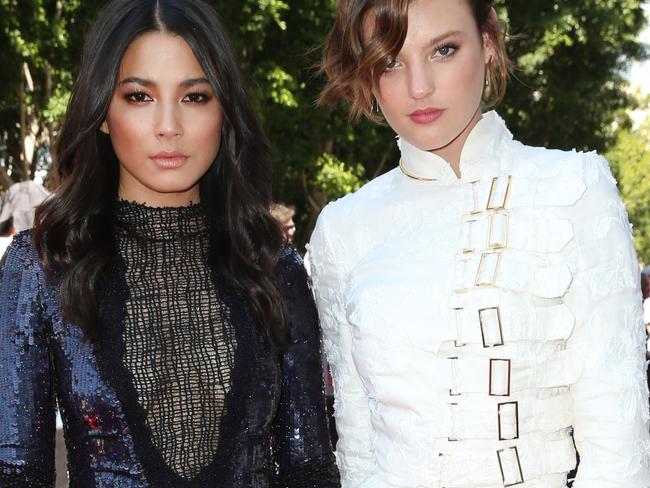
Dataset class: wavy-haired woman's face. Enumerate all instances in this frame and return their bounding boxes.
[372,0,493,166]
[101,32,222,206]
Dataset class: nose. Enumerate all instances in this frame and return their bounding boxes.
[407,62,434,100]
[155,102,183,139]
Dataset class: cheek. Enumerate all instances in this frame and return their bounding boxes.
[376,78,401,108]
[440,55,485,97]
[375,79,407,127]
[106,109,149,161]
[191,112,223,158]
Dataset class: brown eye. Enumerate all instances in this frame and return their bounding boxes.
[182,92,211,103]
[125,91,153,103]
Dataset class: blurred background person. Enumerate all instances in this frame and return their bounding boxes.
[270,202,296,244]
[270,200,338,447]
[0,181,49,259]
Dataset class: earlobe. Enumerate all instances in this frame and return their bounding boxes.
[99,120,110,134]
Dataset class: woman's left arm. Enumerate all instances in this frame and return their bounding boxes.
[272,248,340,487]
[567,154,650,487]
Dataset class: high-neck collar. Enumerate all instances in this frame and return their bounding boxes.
[397,111,513,183]
[114,199,208,242]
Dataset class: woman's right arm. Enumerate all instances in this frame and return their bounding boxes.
[309,207,374,487]
[0,233,56,487]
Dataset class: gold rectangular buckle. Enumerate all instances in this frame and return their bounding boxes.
[487,176,512,211]
[487,212,509,249]
[479,307,504,348]
[469,180,482,215]
[475,252,502,288]
[463,217,479,254]
[497,401,519,440]
[489,358,511,396]
[497,446,524,486]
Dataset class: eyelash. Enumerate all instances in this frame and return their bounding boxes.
[182,91,211,104]
[123,90,212,104]
[125,90,152,103]
[383,42,460,73]
[433,43,459,60]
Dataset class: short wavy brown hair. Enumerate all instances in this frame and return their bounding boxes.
[319,0,510,122]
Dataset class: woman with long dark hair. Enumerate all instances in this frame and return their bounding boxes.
[0,1,339,486]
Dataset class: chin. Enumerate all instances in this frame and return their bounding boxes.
[407,133,454,153]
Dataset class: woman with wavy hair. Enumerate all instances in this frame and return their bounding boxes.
[0,1,339,486]
[309,0,650,486]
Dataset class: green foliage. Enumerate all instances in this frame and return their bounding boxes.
[497,0,647,153]
[0,0,647,249]
[312,153,366,201]
[0,0,104,182]
[607,115,650,262]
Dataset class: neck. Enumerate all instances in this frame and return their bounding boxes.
[114,199,207,242]
[430,109,482,178]
[117,178,200,208]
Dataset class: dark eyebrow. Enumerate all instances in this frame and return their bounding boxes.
[118,76,153,87]
[180,77,211,88]
[427,30,464,46]
[117,77,211,88]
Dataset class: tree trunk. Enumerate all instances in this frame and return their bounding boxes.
[0,165,12,192]
[18,75,28,181]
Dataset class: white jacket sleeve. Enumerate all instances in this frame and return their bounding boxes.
[566,154,650,487]
[309,206,374,487]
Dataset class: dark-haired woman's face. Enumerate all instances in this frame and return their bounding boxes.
[100,31,222,207]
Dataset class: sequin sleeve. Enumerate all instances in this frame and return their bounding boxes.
[272,248,340,487]
[565,154,650,486]
[0,232,56,487]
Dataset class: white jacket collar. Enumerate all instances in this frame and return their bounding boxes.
[397,111,513,183]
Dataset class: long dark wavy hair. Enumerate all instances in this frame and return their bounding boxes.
[33,0,287,347]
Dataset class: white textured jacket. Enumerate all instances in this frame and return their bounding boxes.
[309,112,650,488]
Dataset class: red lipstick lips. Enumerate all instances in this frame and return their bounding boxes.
[409,108,445,125]
[151,151,187,169]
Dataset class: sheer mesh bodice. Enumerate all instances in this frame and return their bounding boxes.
[114,200,236,480]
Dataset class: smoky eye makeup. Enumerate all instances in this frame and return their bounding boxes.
[123,89,153,103]
[182,91,213,104]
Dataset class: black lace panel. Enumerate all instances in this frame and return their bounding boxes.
[115,201,236,481]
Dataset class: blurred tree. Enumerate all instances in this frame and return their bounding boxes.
[0,0,647,251]
[215,0,397,245]
[216,0,648,247]
[0,0,103,190]
[498,0,647,153]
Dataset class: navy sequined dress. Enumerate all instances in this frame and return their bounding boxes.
[0,201,339,487]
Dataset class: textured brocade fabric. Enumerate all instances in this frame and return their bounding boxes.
[309,111,650,488]
[0,201,339,487]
